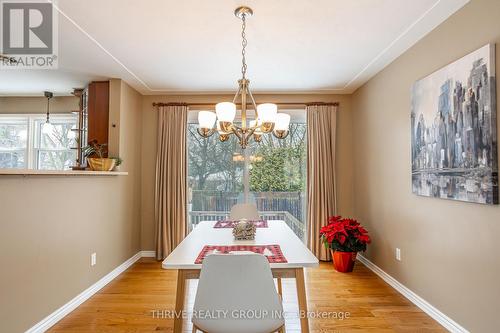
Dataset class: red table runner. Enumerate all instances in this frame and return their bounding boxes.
[214,220,268,228]
[195,245,287,264]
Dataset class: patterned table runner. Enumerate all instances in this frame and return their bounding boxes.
[194,244,287,264]
[214,220,268,228]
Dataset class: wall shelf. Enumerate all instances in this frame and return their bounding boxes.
[0,169,128,176]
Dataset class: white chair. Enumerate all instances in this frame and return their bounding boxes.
[230,203,260,220]
[192,253,285,333]
[228,203,283,298]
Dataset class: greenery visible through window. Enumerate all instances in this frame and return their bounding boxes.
[0,114,77,170]
[187,113,307,241]
[0,119,27,168]
[249,125,306,192]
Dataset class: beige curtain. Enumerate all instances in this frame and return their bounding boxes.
[307,104,338,261]
[155,105,188,260]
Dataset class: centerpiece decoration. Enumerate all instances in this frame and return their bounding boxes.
[320,216,371,272]
[232,219,257,240]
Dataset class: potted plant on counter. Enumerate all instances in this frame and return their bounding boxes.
[111,157,123,171]
[320,216,371,272]
[83,140,119,171]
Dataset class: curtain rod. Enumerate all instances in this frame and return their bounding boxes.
[152,102,339,107]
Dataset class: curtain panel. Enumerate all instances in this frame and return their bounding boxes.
[306,104,338,261]
[155,105,188,260]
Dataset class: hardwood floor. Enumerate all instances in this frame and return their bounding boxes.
[49,258,445,333]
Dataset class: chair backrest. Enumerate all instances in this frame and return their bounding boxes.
[229,203,260,220]
[193,254,284,333]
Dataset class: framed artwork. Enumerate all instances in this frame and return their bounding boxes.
[411,44,498,204]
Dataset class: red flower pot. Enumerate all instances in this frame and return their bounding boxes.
[332,250,357,272]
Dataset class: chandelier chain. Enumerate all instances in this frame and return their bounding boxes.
[241,14,247,78]
[194,7,290,148]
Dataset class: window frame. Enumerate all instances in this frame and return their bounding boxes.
[32,115,78,170]
[0,113,77,170]
[186,108,308,240]
[0,115,30,169]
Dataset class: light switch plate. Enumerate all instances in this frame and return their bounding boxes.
[91,253,97,266]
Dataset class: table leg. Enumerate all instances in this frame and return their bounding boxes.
[277,277,283,296]
[174,270,186,333]
[295,268,309,333]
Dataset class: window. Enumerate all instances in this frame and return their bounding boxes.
[0,114,77,170]
[0,117,28,168]
[187,109,307,241]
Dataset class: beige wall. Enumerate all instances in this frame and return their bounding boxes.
[5,1,499,330]
[140,94,354,250]
[0,96,79,114]
[351,0,500,331]
[0,80,143,332]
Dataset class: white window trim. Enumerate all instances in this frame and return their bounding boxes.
[0,113,77,170]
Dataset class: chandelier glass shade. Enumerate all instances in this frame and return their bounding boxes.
[197,6,290,149]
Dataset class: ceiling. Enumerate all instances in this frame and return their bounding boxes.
[0,0,469,96]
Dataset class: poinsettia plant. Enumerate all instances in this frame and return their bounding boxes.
[320,216,371,252]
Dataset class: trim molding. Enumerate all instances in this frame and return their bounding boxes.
[140,250,156,258]
[25,251,469,333]
[357,255,469,333]
[26,251,151,333]
[50,0,469,94]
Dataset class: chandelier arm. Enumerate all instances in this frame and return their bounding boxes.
[219,134,231,142]
[246,128,256,138]
[241,81,248,130]
[246,86,259,118]
[272,130,289,140]
[232,85,242,104]
[197,128,216,138]
[232,128,243,140]
[231,123,243,132]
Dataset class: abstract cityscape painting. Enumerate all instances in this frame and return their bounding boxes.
[411,44,498,204]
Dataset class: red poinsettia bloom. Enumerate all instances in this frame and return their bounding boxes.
[357,234,371,244]
[319,224,333,234]
[337,234,347,245]
[357,226,368,234]
[319,215,371,252]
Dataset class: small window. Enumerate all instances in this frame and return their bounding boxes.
[0,117,28,169]
[0,114,78,170]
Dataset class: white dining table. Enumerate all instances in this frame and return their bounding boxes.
[162,220,319,333]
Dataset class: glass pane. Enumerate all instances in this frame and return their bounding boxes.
[0,151,26,168]
[249,123,307,241]
[35,116,78,170]
[37,119,77,149]
[0,121,28,149]
[37,150,77,170]
[186,112,307,241]
[0,119,27,169]
[187,123,244,231]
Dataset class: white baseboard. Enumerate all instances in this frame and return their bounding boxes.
[140,250,156,258]
[27,251,467,333]
[357,254,469,333]
[26,251,152,333]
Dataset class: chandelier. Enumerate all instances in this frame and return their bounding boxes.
[197,6,290,149]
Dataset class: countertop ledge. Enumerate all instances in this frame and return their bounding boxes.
[0,169,128,176]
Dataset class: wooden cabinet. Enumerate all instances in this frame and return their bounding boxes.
[87,81,110,157]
